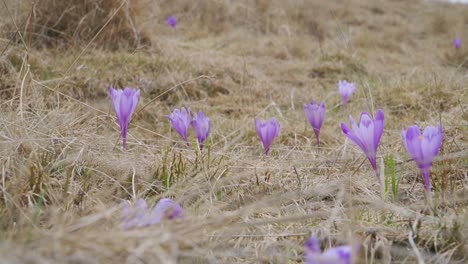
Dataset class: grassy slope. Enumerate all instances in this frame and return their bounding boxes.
[0,0,467,263]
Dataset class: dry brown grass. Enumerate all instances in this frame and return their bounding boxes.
[2,0,150,49]
[0,0,467,263]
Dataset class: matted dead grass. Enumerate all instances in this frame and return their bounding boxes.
[2,0,150,49]
[0,0,467,263]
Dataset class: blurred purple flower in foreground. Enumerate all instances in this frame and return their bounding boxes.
[453,38,461,49]
[255,117,280,156]
[305,236,357,264]
[341,109,384,183]
[402,124,443,192]
[167,107,192,144]
[192,111,211,150]
[304,101,326,149]
[338,80,356,109]
[109,87,140,149]
[166,16,177,28]
[122,198,183,229]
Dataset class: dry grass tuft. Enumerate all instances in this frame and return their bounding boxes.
[3,0,150,49]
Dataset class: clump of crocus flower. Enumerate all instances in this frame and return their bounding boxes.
[167,107,192,145]
[166,16,177,28]
[304,101,326,150]
[341,109,384,183]
[192,111,211,150]
[109,87,140,150]
[305,236,357,264]
[338,80,356,110]
[121,198,183,229]
[402,124,443,193]
[453,38,461,50]
[255,117,280,156]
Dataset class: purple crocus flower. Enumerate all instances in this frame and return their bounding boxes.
[255,117,280,156]
[304,101,326,149]
[146,198,184,225]
[402,124,443,192]
[167,107,192,144]
[109,87,140,149]
[341,109,384,183]
[121,199,148,229]
[192,111,211,150]
[453,38,461,50]
[121,198,183,229]
[338,80,356,109]
[166,16,177,28]
[305,236,356,264]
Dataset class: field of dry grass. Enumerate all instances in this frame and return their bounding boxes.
[0,0,467,263]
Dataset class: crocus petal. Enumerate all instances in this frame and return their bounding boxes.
[267,118,279,144]
[304,100,326,135]
[420,124,443,167]
[110,87,140,149]
[319,101,326,122]
[183,108,192,138]
[119,89,135,128]
[321,245,353,264]
[255,118,268,146]
[373,109,384,149]
[129,89,140,120]
[110,88,122,122]
[349,115,359,134]
[354,112,377,158]
[341,122,366,152]
[193,111,211,147]
[147,198,183,225]
[121,198,183,229]
[402,123,443,192]
[402,125,424,165]
[305,236,357,264]
[121,199,148,229]
[341,109,384,182]
[454,38,461,49]
[166,16,177,28]
[339,80,356,107]
[255,117,280,155]
[305,236,321,253]
[167,107,191,142]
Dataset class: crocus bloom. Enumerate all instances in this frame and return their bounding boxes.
[166,16,177,28]
[110,87,140,149]
[121,199,148,229]
[453,38,461,49]
[304,101,326,149]
[121,198,183,229]
[305,236,356,264]
[192,111,211,150]
[338,80,356,109]
[341,109,384,183]
[255,117,280,156]
[402,124,443,192]
[167,107,192,144]
[146,198,184,225]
